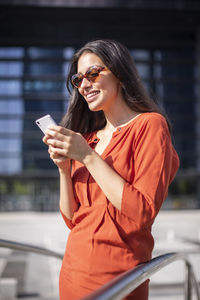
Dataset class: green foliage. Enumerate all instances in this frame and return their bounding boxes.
[0,180,30,195]
[13,181,30,195]
[169,177,196,195]
[0,181,8,194]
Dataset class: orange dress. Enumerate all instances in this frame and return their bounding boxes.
[59,112,179,300]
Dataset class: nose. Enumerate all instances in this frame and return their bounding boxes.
[79,77,92,90]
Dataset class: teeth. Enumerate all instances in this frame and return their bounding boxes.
[87,91,99,98]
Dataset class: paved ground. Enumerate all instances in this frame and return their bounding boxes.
[150,210,200,300]
[0,212,67,299]
[0,210,200,299]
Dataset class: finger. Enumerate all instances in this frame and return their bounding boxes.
[46,126,73,137]
[47,139,65,149]
[48,145,57,157]
[49,145,58,155]
[49,145,65,155]
[51,152,67,162]
[49,150,64,160]
[54,157,66,163]
[48,146,52,154]
[46,131,73,145]
[45,129,66,141]
[47,124,69,132]
[43,135,51,145]
[47,124,60,131]
[51,154,64,161]
[50,146,69,157]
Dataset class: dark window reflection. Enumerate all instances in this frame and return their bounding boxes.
[0,46,196,174]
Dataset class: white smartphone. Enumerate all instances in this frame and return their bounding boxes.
[35,114,57,134]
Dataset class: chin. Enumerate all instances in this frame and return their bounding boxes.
[87,103,103,112]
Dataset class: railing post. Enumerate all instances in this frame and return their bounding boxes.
[191,269,200,300]
[184,261,192,300]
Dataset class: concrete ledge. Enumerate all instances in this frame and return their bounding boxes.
[0,278,17,300]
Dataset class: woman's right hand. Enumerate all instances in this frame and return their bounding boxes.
[43,134,71,172]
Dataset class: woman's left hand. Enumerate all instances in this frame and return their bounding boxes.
[44,125,92,163]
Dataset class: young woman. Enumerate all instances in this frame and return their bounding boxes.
[43,39,179,300]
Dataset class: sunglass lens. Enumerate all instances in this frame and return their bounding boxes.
[72,74,83,88]
[72,66,104,88]
[86,67,99,81]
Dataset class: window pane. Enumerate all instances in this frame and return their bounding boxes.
[154,63,162,79]
[136,63,150,79]
[0,120,23,133]
[131,50,150,60]
[63,62,70,75]
[28,47,63,58]
[0,48,24,58]
[24,62,63,75]
[63,47,75,59]
[0,139,21,152]
[0,158,22,175]
[0,100,24,114]
[0,81,22,95]
[23,80,63,92]
[0,62,23,76]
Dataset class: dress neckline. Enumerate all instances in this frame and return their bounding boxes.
[113,113,142,132]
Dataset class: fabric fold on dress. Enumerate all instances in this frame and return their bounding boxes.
[59,112,179,300]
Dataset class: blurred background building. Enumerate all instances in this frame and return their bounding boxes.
[0,2,200,300]
[0,0,200,211]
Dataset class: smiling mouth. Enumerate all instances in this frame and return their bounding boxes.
[86,91,100,100]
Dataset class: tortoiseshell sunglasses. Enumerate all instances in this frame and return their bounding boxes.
[71,65,106,88]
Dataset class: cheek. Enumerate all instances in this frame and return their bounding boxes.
[78,88,85,98]
[103,75,120,91]
[105,83,120,98]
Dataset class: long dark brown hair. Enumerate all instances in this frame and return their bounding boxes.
[60,39,170,133]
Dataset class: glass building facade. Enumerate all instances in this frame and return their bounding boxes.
[0,47,75,175]
[0,46,196,175]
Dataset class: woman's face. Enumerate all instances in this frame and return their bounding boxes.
[76,52,122,113]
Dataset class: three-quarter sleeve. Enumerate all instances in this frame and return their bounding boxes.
[121,114,179,228]
[60,207,75,230]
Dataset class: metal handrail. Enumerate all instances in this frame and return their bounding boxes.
[0,238,63,260]
[1,240,199,299]
[82,252,200,300]
[179,236,200,247]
